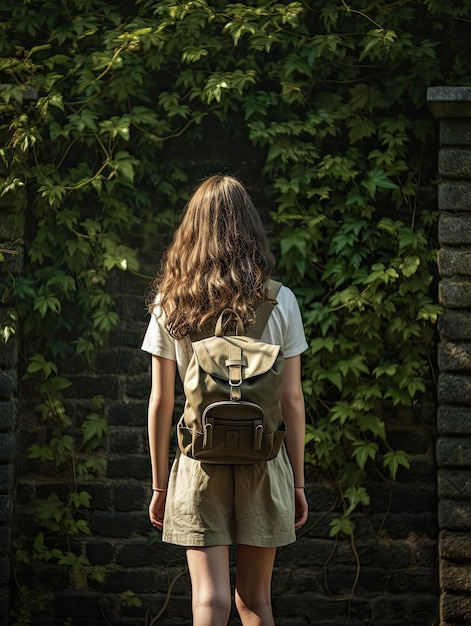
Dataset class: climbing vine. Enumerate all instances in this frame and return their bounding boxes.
[1,0,471,621]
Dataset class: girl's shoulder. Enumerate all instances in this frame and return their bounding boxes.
[275,284,300,310]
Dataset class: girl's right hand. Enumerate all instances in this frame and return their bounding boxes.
[294,487,308,530]
[149,490,167,531]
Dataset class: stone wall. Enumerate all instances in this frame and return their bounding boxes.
[10,258,440,625]
[428,86,471,626]
[6,97,463,623]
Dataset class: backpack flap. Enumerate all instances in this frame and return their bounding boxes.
[192,336,281,381]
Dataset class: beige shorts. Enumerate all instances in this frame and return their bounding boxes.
[162,444,296,547]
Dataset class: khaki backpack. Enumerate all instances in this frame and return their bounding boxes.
[177,280,285,464]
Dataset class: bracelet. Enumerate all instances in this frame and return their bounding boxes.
[152,487,168,492]
[294,485,305,489]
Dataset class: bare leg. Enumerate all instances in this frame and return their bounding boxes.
[235,544,276,626]
[186,546,232,626]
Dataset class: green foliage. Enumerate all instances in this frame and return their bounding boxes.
[1,0,470,619]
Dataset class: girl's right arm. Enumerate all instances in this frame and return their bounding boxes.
[148,355,176,530]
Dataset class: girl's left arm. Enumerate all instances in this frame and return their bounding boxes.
[148,355,176,529]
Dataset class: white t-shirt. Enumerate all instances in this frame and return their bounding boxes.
[141,285,308,380]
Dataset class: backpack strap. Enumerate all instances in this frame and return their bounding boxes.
[245,279,282,340]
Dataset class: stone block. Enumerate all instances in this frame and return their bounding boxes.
[439,148,471,179]
[0,466,13,494]
[438,374,471,404]
[440,530,471,560]
[384,428,432,455]
[439,279,471,308]
[272,537,334,568]
[121,322,149,349]
[271,592,349,623]
[441,119,471,145]
[102,567,159,594]
[109,428,143,454]
[0,339,17,370]
[405,595,439,626]
[0,434,14,463]
[367,482,436,513]
[438,469,471,498]
[53,591,102,619]
[439,499,471,530]
[439,342,471,371]
[90,510,149,538]
[0,557,9,584]
[439,405,471,434]
[115,539,187,569]
[84,537,115,565]
[439,213,471,245]
[96,347,148,375]
[372,512,438,540]
[124,375,152,400]
[0,371,17,399]
[112,481,147,512]
[439,182,471,211]
[440,561,471,592]
[436,436,471,467]
[439,248,471,277]
[68,374,120,400]
[427,86,471,119]
[106,455,150,481]
[0,211,24,239]
[371,540,411,569]
[116,540,160,568]
[108,400,148,427]
[84,483,114,511]
[0,525,11,552]
[441,591,471,623]
[439,309,471,341]
[0,246,23,275]
[0,402,15,432]
[0,584,10,625]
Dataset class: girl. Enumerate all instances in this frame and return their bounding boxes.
[141,175,308,625]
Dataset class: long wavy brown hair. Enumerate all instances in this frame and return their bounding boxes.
[151,174,276,339]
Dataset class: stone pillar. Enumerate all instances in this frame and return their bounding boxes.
[0,84,36,626]
[0,199,22,625]
[428,86,471,626]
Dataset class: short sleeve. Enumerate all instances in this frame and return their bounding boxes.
[141,305,177,361]
[260,286,308,358]
[280,287,308,358]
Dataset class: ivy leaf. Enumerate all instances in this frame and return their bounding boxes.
[329,516,355,537]
[399,256,420,277]
[352,440,379,469]
[383,449,410,479]
[358,414,386,439]
[26,353,58,378]
[110,151,139,182]
[33,532,45,553]
[344,485,370,515]
[29,444,55,462]
[329,401,356,425]
[82,412,109,446]
[70,491,92,509]
[347,116,376,143]
[33,294,61,317]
